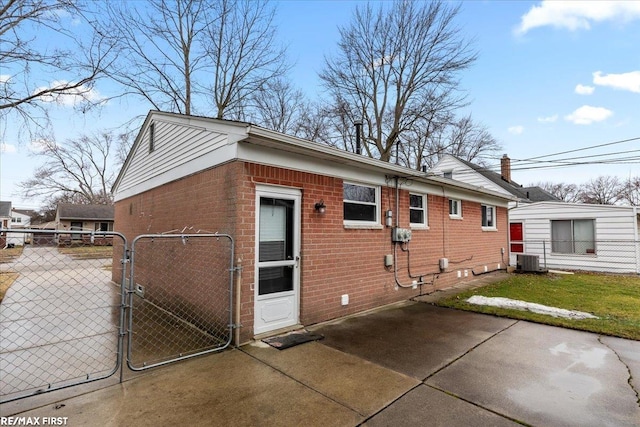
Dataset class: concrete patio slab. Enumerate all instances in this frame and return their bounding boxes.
[9,349,362,427]
[312,301,517,379]
[426,321,640,427]
[363,384,520,427]
[243,340,420,417]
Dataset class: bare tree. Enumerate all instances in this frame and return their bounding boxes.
[618,175,639,206]
[0,0,112,132]
[247,78,308,135]
[578,176,622,205]
[18,132,122,204]
[319,0,476,165]
[99,0,208,115]
[204,0,288,119]
[99,0,287,120]
[532,181,581,203]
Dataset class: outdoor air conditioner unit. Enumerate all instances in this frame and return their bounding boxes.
[516,254,540,273]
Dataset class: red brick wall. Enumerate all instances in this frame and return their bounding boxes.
[114,161,508,342]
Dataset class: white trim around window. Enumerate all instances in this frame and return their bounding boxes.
[481,204,496,231]
[449,198,462,219]
[409,193,428,228]
[343,181,381,228]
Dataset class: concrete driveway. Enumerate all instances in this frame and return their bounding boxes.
[0,246,120,401]
[2,296,637,426]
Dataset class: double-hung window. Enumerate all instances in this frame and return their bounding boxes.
[343,182,379,225]
[481,205,496,229]
[449,199,462,218]
[551,219,595,254]
[410,194,427,227]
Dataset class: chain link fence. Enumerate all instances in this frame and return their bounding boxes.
[127,234,234,370]
[510,239,640,274]
[0,229,127,403]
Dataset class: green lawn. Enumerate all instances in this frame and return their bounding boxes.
[436,273,640,341]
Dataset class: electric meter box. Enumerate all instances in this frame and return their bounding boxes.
[391,227,412,243]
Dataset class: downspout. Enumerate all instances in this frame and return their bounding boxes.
[235,258,242,347]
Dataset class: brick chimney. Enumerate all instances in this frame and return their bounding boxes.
[501,154,511,183]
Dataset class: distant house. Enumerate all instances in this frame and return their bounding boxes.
[509,202,640,274]
[112,110,514,341]
[7,208,35,246]
[0,201,11,248]
[430,154,559,205]
[55,204,115,245]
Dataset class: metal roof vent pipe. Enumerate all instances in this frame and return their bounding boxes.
[354,121,362,155]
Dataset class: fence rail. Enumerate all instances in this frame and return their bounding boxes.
[510,239,640,274]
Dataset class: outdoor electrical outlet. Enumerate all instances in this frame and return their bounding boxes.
[341,294,349,306]
[464,270,468,277]
[501,247,505,255]
[412,280,418,290]
[457,271,461,278]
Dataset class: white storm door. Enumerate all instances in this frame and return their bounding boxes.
[254,186,301,335]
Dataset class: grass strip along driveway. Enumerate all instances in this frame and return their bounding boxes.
[437,272,640,341]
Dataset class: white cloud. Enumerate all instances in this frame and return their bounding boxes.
[515,1,640,35]
[33,80,106,107]
[508,125,524,135]
[28,139,56,153]
[564,105,613,125]
[593,70,640,93]
[537,114,558,123]
[1,143,16,153]
[574,84,595,95]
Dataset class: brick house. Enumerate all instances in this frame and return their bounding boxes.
[112,111,513,342]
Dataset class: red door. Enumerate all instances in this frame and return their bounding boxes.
[510,222,524,253]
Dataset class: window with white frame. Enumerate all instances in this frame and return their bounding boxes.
[449,199,461,218]
[551,219,595,254]
[343,182,378,224]
[410,194,427,227]
[481,205,495,229]
[443,170,453,179]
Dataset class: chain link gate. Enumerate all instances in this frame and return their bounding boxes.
[127,233,235,370]
[0,229,127,403]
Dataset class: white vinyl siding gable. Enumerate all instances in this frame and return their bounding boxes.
[431,155,514,198]
[114,116,246,200]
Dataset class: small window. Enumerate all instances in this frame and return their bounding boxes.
[481,205,495,229]
[443,170,453,179]
[551,219,595,254]
[95,222,113,232]
[343,182,378,224]
[410,194,427,227]
[449,199,461,218]
[149,122,155,153]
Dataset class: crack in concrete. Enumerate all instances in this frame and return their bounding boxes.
[423,319,520,381]
[598,336,640,407]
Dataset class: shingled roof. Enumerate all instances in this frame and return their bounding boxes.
[57,204,114,220]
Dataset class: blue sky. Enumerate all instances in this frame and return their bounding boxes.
[1,0,639,209]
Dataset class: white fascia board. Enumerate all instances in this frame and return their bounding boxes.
[242,128,514,207]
